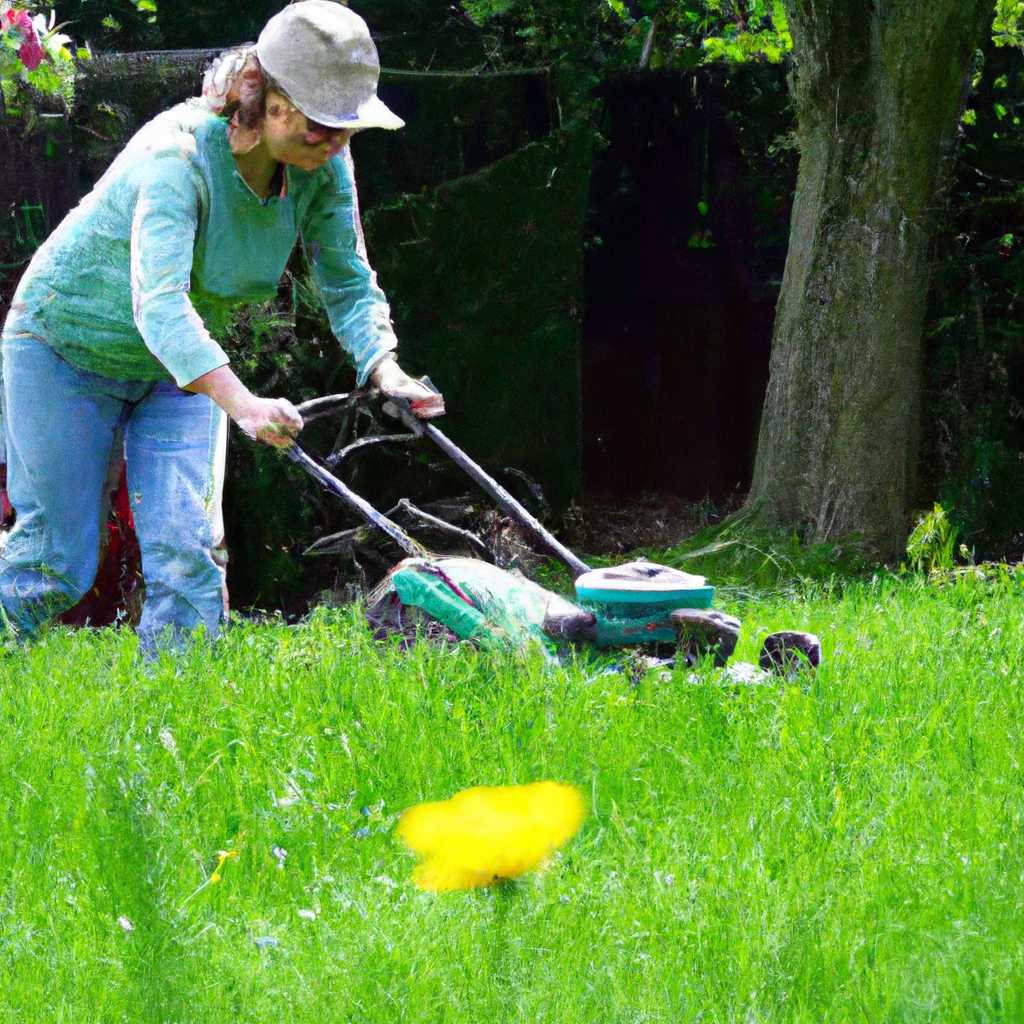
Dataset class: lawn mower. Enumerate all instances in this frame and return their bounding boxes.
[290,389,739,663]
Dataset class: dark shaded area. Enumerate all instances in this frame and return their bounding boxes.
[921,39,1024,557]
[363,126,593,508]
[0,118,78,309]
[581,66,791,500]
[61,0,491,70]
[355,70,555,209]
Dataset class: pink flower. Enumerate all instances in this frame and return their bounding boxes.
[3,8,31,29]
[3,8,45,71]
[4,8,33,36]
[18,35,44,70]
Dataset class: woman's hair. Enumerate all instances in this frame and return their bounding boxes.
[202,46,280,127]
[218,53,278,129]
[219,54,277,129]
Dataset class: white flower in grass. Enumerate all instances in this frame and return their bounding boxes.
[726,662,770,686]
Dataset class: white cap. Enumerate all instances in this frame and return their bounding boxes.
[257,1,404,130]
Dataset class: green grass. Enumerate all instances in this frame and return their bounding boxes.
[3,567,1024,1021]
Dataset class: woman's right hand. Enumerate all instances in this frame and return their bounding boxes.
[183,365,303,447]
[232,394,304,447]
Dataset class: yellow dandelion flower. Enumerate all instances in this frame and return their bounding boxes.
[397,781,585,892]
[210,849,237,884]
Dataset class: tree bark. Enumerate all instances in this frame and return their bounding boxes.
[748,0,991,558]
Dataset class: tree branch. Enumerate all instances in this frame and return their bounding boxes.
[386,498,493,558]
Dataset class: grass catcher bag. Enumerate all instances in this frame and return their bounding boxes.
[365,557,596,652]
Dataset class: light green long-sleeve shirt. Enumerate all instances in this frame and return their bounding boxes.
[3,101,397,387]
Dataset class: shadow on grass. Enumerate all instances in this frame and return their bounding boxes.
[88,775,207,1023]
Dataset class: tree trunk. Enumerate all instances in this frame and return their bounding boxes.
[748,0,991,558]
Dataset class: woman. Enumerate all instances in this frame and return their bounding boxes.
[0,0,442,646]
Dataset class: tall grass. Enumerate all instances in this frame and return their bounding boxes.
[2,567,1024,1021]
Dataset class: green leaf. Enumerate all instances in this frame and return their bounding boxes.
[700,2,792,66]
[993,0,1024,49]
[459,0,516,25]
[906,503,958,572]
[135,0,158,10]
[101,16,121,31]
[26,62,61,94]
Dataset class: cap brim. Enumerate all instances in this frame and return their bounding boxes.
[299,94,405,131]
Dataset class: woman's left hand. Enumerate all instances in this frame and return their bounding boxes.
[369,355,446,419]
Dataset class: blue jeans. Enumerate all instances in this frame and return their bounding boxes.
[0,332,227,646]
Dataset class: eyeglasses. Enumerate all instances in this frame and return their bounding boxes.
[302,117,357,144]
[269,90,359,144]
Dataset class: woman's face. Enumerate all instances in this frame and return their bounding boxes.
[262,90,356,171]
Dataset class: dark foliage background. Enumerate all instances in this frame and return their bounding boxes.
[61,0,489,68]
[922,36,1024,558]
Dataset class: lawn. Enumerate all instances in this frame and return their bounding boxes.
[2,563,1024,1021]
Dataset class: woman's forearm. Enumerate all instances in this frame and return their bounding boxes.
[183,363,252,417]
